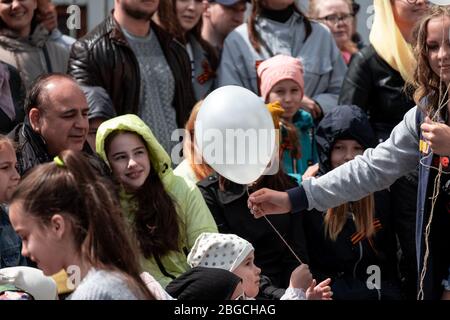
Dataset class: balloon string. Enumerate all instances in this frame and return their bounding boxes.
[417,13,448,300]
[246,186,303,265]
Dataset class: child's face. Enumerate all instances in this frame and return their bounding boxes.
[268,79,303,121]
[232,251,261,298]
[426,16,450,86]
[9,201,66,276]
[107,132,151,192]
[0,143,20,203]
[330,139,364,169]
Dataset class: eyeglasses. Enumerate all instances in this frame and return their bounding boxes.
[318,14,353,25]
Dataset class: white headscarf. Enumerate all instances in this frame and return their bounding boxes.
[187,233,254,272]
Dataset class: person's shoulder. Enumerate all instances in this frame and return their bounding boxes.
[224,23,248,44]
[7,122,24,142]
[196,174,219,190]
[351,45,377,63]
[74,17,112,50]
[152,22,185,53]
[308,20,334,39]
[71,269,137,300]
[306,21,339,51]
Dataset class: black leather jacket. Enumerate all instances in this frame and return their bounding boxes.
[339,45,415,142]
[8,121,110,177]
[68,14,196,128]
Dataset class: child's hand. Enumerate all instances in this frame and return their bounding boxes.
[289,264,313,291]
[300,96,322,119]
[302,163,319,180]
[421,117,450,156]
[306,278,333,300]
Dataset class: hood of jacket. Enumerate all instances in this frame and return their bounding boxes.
[316,105,376,175]
[95,114,172,180]
[0,24,50,50]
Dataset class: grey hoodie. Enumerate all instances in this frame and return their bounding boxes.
[301,106,419,212]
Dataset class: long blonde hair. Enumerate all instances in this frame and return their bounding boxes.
[324,195,375,241]
[410,5,450,115]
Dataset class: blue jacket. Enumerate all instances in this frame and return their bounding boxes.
[0,205,27,268]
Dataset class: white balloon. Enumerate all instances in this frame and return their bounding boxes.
[195,86,276,185]
[429,0,450,5]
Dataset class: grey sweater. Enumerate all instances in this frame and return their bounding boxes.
[302,106,420,211]
[67,268,140,300]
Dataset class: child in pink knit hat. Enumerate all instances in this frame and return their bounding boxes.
[257,55,318,182]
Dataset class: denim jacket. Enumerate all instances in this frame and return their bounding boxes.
[0,205,27,268]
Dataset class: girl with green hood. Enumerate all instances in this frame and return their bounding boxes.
[96,114,218,288]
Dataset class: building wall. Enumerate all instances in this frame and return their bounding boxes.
[53,0,114,33]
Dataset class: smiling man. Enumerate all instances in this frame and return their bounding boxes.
[7,73,91,176]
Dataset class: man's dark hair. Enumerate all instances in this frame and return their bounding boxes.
[24,73,77,115]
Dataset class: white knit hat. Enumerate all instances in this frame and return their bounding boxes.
[187,233,254,272]
[0,267,58,300]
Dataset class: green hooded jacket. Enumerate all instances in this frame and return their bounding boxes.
[96,114,218,288]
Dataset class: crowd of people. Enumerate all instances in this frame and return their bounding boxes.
[0,0,449,301]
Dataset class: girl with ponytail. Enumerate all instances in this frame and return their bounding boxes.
[8,150,154,300]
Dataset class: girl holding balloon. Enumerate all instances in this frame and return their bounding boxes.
[248,4,450,300]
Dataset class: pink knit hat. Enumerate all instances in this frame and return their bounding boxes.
[257,55,305,102]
